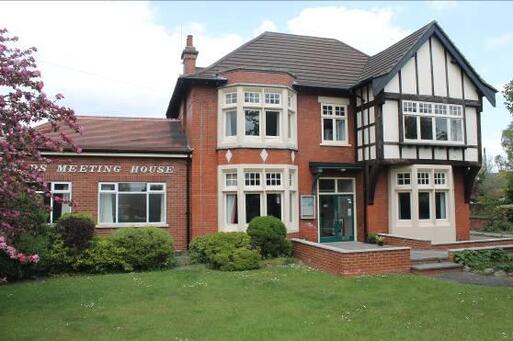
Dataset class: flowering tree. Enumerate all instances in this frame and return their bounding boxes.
[0,28,81,239]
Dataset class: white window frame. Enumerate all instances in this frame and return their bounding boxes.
[320,103,349,146]
[97,182,167,227]
[390,165,454,229]
[44,182,72,224]
[402,100,465,145]
[218,165,298,232]
[217,85,297,149]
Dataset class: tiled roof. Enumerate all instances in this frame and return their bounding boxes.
[195,31,370,89]
[359,21,435,82]
[36,116,189,153]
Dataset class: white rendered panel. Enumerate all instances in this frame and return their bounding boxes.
[447,56,463,99]
[357,111,362,128]
[463,74,479,100]
[465,107,478,145]
[357,130,362,146]
[369,107,375,124]
[384,145,400,159]
[401,57,417,94]
[385,74,400,93]
[434,147,447,160]
[357,148,363,161]
[402,147,416,159]
[449,148,463,161]
[465,148,479,162]
[419,147,432,159]
[369,126,376,143]
[417,41,432,96]
[431,38,448,97]
[370,146,376,159]
[383,100,399,142]
[364,128,369,144]
[365,147,370,160]
[363,108,368,126]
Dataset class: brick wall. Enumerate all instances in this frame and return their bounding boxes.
[39,156,189,251]
[366,170,389,235]
[379,234,432,249]
[292,239,411,276]
[453,166,470,240]
[183,69,363,244]
[379,233,513,251]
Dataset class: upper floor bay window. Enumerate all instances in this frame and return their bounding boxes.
[321,103,348,145]
[218,165,298,232]
[218,86,297,149]
[98,182,165,226]
[402,100,464,144]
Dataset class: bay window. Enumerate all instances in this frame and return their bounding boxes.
[321,103,348,145]
[98,182,165,225]
[391,165,453,228]
[218,86,297,148]
[402,100,464,144]
[219,165,298,232]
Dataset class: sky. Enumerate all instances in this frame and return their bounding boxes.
[1,1,512,158]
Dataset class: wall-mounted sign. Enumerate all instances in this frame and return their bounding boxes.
[300,194,315,220]
[30,164,175,174]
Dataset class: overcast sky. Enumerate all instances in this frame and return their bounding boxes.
[1,1,511,158]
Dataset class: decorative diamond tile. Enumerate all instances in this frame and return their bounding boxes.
[260,149,268,162]
[225,149,232,162]
[291,151,296,163]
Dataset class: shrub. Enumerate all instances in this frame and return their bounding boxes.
[367,233,378,244]
[454,249,513,271]
[247,216,292,258]
[73,238,132,273]
[189,232,261,271]
[55,212,95,251]
[110,227,175,271]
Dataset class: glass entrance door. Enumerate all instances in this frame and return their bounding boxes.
[319,194,354,242]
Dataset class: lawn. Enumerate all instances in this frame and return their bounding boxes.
[1,262,513,340]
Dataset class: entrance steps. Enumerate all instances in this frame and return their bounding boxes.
[410,250,463,274]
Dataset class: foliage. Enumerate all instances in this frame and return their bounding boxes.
[0,236,40,281]
[504,79,513,115]
[367,232,378,244]
[73,238,132,273]
[484,204,513,232]
[454,248,513,272]
[247,216,292,258]
[188,232,261,271]
[55,212,95,251]
[110,227,175,271]
[0,28,80,239]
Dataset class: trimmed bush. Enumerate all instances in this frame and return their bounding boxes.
[189,232,261,271]
[247,216,292,258]
[110,227,175,271]
[55,213,95,251]
[73,238,132,273]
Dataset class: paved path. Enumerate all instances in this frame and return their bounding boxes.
[430,271,513,288]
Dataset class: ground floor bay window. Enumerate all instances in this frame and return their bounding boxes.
[98,182,166,226]
[389,165,456,242]
[218,164,298,232]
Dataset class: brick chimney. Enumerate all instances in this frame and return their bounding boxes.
[181,35,198,75]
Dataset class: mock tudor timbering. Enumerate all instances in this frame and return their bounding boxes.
[37,21,496,249]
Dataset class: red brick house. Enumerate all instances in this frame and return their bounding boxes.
[37,21,496,251]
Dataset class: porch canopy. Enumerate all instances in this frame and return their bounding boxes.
[309,162,362,193]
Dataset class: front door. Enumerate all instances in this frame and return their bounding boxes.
[319,194,354,243]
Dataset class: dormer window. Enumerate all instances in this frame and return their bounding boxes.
[402,100,464,144]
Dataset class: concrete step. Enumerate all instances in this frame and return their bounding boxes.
[411,261,463,274]
[411,256,448,264]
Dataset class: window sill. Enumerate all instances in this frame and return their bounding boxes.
[96,223,169,229]
[320,142,352,147]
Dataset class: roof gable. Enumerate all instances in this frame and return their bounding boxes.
[364,21,497,106]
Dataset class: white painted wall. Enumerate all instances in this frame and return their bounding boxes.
[385,74,400,93]
[465,107,478,145]
[431,38,448,97]
[401,58,417,94]
[417,41,432,95]
[382,100,399,142]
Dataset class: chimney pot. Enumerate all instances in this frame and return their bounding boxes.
[181,34,198,75]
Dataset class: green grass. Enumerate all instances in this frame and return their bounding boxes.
[1,262,513,340]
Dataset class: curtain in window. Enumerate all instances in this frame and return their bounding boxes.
[226,194,238,224]
[99,193,116,223]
